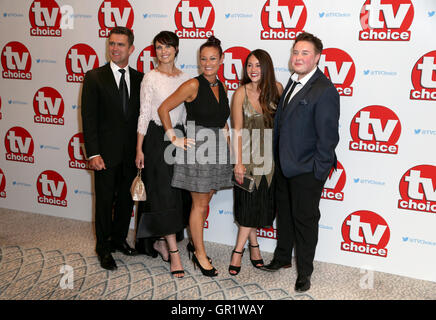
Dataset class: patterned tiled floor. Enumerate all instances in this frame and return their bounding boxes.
[0,246,313,300]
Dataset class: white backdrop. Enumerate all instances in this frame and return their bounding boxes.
[1,0,435,283]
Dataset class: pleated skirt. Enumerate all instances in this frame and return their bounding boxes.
[171,125,233,193]
[136,121,191,239]
[233,175,275,228]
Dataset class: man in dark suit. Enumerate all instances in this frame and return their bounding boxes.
[81,27,143,270]
[262,32,340,292]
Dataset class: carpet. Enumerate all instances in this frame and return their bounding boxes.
[0,209,435,301]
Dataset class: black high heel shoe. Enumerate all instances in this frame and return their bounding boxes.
[192,253,218,277]
[154,238,170,263]
[187,242,212,263]
[248,244,264,268]
[169,249,184,279]
[228,248,245,276]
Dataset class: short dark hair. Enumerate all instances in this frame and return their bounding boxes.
[199,36,223,57]
[293,32,323,55]
[153,31,180,57]
[109,26,134,46]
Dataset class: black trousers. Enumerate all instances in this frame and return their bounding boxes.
[274,162,326,277]
[94,162,136,255]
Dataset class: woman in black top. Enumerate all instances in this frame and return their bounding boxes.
[158,36,232,277]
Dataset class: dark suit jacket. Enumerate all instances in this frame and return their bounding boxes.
[81,63,144,168]
[273,68,340,181]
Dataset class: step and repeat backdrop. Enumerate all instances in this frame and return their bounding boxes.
[0,0,435,282]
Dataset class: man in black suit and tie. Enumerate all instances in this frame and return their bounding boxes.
[81,26,144,270]
[262,32,340,292]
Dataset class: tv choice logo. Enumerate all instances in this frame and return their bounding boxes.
[217,46,251,91]
[257,226,277,240]
[1,41,32,80]
[36,170,67,207]
[260,0,307,40]
[5,127,35,164]
[349,105,401,155]
[0,168,6,198]
[410,51,436,101]
[68,133,90,170]
[174,0,215,39]
[341,210,390,258]
[98,0,134,38]
[137,45,156,74]
[322,161,346,201]
[33,87,65,125]
[65,44,99,83]
[29,0,62,37]
[359,0,414,41]
[319,48,355,97]
[398,165,436,214]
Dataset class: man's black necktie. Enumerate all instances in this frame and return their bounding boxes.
[118,69,128,115]
[283,80,300,107]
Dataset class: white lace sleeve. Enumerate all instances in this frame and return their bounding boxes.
[137,73,153,136]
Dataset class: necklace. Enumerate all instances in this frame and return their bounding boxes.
[209,79,219,87]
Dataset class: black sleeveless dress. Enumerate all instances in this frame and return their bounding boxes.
[171,74,233,193]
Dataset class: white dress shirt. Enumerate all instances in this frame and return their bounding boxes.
[110,61,130,96]
[284,66,318,103]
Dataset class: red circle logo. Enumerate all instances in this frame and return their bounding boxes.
[65,43,99,83]
[322,161,346,201]
[98,0,134,38]
[0,168,6,198]
[260,0,307,40]
[33,87,65,125]
[29,0,62,37]
[4,126,35,163]
[1,41,32,80]
[359,0,414,41]
[68,133,90,170]
[217,46,251,91]
[398,165,436,214]
[349,105,401,154]
[137,45,156,74]
[174,0,215,39]
[410,50,436,101]
[319,48,355,96]
[341,210,390,257]
[36,170,68,207]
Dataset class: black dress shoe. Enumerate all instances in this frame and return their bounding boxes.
[295,275,311,292]
[99,253,117,271]
[261,258,292,272]
[112,240,138,256]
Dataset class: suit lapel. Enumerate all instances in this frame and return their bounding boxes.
[283,68,322,115]
[126,67,140,118]
[101,63,125,117]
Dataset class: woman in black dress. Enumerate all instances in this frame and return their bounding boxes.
[135,31,191,278]
[158,36,233,277]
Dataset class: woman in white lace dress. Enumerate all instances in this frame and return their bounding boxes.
[135,31,190,278]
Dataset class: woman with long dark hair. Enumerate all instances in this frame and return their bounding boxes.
[229,49,283,275]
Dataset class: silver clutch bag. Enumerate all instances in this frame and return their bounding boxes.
[232,173,255,192]
[130,169,146,201]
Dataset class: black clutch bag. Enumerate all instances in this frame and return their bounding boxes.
[232,173,255,192]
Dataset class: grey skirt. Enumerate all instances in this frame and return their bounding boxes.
[171,124,233,193]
